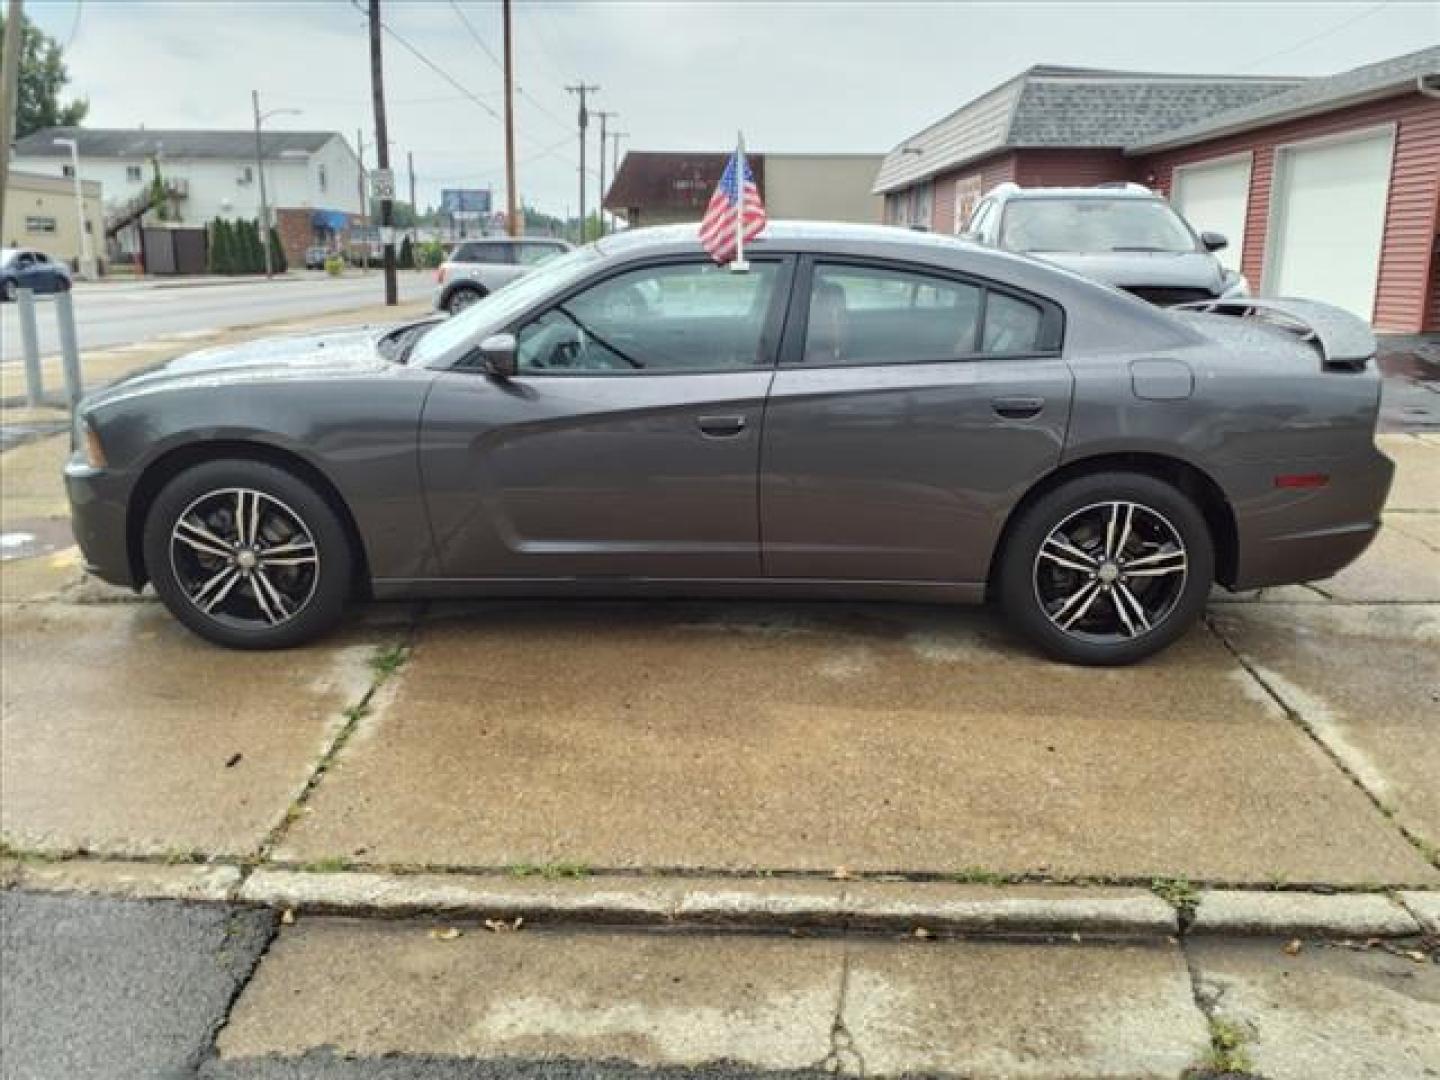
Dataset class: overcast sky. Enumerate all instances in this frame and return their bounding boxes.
[26,0,1440,217]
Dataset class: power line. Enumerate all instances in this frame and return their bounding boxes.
[448,0,573,137]
[349,0,503,123]
[1232,1,1392,72]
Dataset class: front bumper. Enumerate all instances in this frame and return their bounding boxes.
[64,456,138,589]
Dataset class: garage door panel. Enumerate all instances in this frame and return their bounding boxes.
[1172,156,1250,273]
[1267,129,1395,322]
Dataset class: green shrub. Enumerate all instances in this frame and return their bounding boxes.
[417,239,445,269]
[323,255,345,277]
[208,218,233,274]
[397,235,414,270]
[268,227,288,273]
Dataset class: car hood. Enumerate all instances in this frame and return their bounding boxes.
[83,326,393,410]
[1027,250,1226,291]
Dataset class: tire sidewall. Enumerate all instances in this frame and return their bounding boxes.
[1000,472,1214,666]
[142,459,353,649]
[446,286,483,314]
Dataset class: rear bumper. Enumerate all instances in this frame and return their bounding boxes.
[64,457,138,590]
[1229,448,1394,591]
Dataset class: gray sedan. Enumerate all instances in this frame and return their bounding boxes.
[65,222,1392,664]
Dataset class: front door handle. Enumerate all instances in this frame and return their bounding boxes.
[991,396,1045,420]
[697,415,747,438]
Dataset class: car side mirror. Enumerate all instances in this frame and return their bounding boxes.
[478,333,517,378]
[1200,231,1228,252]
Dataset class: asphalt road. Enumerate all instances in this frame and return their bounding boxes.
[0,272,433,360]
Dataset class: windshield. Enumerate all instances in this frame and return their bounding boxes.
[410,244,603,366]
[999,198,1197,254]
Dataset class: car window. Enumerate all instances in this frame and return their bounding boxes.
[982,292,1044,354]
[33,252,50,264]
[999,197,1196,254]
[454,242,511,264]
[799,264,982,366]
[516,260,779,374]
[515,243,564,267]
[967,199,993,236]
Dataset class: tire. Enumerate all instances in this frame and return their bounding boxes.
[998,472,1214,666]
[446,285,484,315]
[1,278,15,302]
[143,459,354,649]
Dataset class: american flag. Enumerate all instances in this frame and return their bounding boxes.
[699,148,767,265]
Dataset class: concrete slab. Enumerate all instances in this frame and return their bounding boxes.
[0,543,83,601]
[1398,891,1440,934]
[216,919,842,1070]
[842,881,1176,935]
[0,602,385,858]
[1188,936,1440,1080]
[842,937,1208,1078]
[1379,435,1440,512]
[8,858,241,903]
[1313,523,1440,601]
[1,891,274,1080]
[1191,889,1419,937]
[282,602,1435,884]
[1388,512,1440,554]
[1210,602,1440,863]
[0,433,70,525]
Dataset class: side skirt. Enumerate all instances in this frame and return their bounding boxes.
[370,577,986,604]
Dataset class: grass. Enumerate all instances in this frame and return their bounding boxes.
[1197,1017,1255,1076]
[300,855,352,874]
[948,866,1009,886]
[507,861,590,881]
[1151,876,1200,919]
[370,643,410,683]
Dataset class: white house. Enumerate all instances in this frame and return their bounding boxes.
[11,127,364,265]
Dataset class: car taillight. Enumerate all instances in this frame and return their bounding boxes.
[436,266,447,285]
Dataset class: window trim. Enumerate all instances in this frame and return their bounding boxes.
[779,255,1064,371]
[452,253,798,378]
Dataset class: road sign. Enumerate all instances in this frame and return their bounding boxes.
[370,169,396,200]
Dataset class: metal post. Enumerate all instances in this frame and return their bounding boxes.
[367,0,397,305]
[54,287,83,409]
[253,90,273,279]
[0,0,24,246]
[16,288,43,407]
[53,138,95,278]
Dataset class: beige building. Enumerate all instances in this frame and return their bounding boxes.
[3,170,104,269]
[605,151,883,228]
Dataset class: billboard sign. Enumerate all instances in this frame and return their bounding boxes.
[440,188,492,216]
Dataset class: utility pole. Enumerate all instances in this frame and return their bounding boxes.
[0,0,25,247]
[594,110,615,236]
[407,149,416,242]
[565,83,598,244]
[252,92,272,278]
[355,127,367,263]
[503,0,519,237]
[366,0,396,305]
[610,130,628,231]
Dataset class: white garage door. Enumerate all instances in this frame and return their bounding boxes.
[1172,155,1251,273]
[1267,128,1395,321]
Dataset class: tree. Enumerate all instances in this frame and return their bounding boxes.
[149,158,172,221]
[208,219,233,275]
[397,235,414,270]
[0,11,89,138]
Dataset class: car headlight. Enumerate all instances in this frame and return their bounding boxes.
[1220,273,1251,298]
[74,414,108,468]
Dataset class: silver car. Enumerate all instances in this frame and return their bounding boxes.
[433,237,572,315]
[66,222,1391,664]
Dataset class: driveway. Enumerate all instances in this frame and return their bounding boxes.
[2,418,1437,888]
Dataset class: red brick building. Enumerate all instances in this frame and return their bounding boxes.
[875,48,1440,332]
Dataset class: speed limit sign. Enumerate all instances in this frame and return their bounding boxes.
[369,168,396,200]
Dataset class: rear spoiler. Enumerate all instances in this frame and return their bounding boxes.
[1172,297,1375,372]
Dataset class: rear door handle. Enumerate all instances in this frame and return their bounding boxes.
[697,415,747,438]
[991,396,1045,419]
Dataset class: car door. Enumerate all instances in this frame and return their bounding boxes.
[760,257,1072,583]
[12,252,41,291]
[419,255,794,579]
[31,252,61,293]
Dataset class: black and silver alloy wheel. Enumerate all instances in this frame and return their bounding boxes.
[145,459,353,649]
[169,488,320,628]
[1033,500,1188,644]
[999,472,1214,666]
[446,287,482,315]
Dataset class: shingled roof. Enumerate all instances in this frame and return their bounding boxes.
[874,66,1304,194]
[1128,44,1440,153]
[603,151,767,215]
[12,127,341,161]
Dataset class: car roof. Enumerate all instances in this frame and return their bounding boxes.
[991,184,1163,202]
[596,220,977,258]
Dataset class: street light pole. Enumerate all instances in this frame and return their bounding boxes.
[251,92,301,280]
[52,137,95,278]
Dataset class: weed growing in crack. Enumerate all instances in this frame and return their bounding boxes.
[1152,876,1200,919]
[370,643,410,683]
[1188,1016,1255,1076]
[507,861,590,881]
[948,866,1008,886]
[301,856,352,874]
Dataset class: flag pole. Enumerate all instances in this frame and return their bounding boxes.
[732,130,749,273]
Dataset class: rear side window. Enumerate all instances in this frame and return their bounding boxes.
[515,243,566,267]
[795,262,1054,366]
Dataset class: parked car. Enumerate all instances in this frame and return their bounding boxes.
[962,183,1249,306]
[303,246,331,271]
[433,237,572,315]
[1,247,72,301]
[65,222,1391,664]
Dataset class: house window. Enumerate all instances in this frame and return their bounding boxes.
[26,216,58,233]
[61,164,75,178]
[126,165,143,183]
[318,164,328,193]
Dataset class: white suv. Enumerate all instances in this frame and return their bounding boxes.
[433,238,573,315]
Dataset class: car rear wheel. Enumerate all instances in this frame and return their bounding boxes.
[1,278,15,302]
[446,285,484,315]
[143,459,353,649]
[998,472,1213,666]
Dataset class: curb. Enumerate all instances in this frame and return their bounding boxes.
[6,859,1433,939]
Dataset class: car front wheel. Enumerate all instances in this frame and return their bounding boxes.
[1,278,16,301]
[998,472,1213,666]
[445,286,484,315]
[143,459,353,649]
